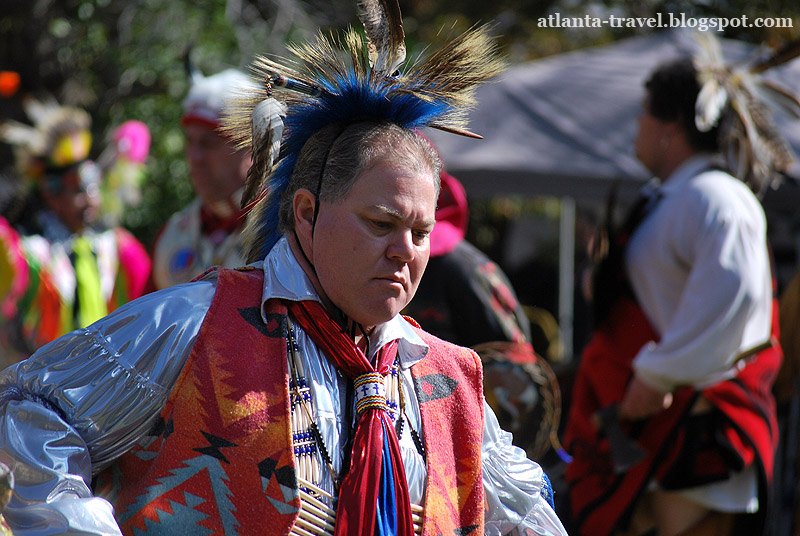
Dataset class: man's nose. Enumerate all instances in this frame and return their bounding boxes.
[73,190,92,208]
[387,230,415,262]
[186,143,206,163]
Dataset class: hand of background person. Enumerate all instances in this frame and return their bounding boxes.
[619,376,672,421]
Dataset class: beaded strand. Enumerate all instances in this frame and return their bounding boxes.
[287,319,425,495]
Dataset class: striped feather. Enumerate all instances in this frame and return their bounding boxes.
[692,31,800,195]
[357,0,405,75]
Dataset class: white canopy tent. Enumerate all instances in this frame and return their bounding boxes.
[427,29,800,358]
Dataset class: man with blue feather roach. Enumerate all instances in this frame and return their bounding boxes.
[0,1,569,534]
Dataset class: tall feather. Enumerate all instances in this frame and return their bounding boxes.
[183,44,204,86]
[238,98,285,209]
[750,38,800,74]
[693,31,728,132]
[357,0,406,76]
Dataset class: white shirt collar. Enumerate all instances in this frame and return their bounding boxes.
[257,236,429,368]
[658,154,720,196]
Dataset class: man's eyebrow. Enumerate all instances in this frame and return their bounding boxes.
[419,217,437,230]
[372,204,436,229]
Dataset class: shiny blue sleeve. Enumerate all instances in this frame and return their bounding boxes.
[0,280,216,535]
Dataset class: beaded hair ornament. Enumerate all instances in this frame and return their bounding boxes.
[223,0,506,262]
[692,32,800,197]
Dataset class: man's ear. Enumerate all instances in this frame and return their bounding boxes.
[293,188,316,254]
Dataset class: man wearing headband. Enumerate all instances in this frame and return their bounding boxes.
[0,102,151,367]
[149,69,258,290]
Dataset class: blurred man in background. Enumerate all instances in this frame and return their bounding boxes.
[149,68,257,289]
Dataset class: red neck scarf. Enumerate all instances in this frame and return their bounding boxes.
[287,300,413,536]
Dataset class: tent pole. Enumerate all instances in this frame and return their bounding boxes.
[559,197,575,362]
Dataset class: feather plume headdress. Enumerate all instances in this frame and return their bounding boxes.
[0,97,93,181]
[223,0,506,261]
[693,31,800,196]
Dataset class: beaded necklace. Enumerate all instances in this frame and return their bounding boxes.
[286,319,425,492]
[286,318,427,534]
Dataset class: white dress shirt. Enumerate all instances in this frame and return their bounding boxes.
[625,154,772,512]
[626,155,772,392]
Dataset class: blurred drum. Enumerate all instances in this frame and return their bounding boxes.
[473,341,562,461]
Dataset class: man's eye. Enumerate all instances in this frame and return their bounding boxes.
[371,220,392,230]
[413,230,430,243]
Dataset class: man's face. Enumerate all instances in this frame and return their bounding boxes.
[635,96,669,176]
[310,156,437,330]
[183,123,250,205]
[40,162,100,233]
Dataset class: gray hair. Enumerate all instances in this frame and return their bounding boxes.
[278,121,442,232]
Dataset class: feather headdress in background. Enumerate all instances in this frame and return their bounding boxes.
[693,31,800,196]
[0,97,92,181]
[223,0,506,262]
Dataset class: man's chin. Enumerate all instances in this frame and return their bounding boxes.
[352,301,407,330]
